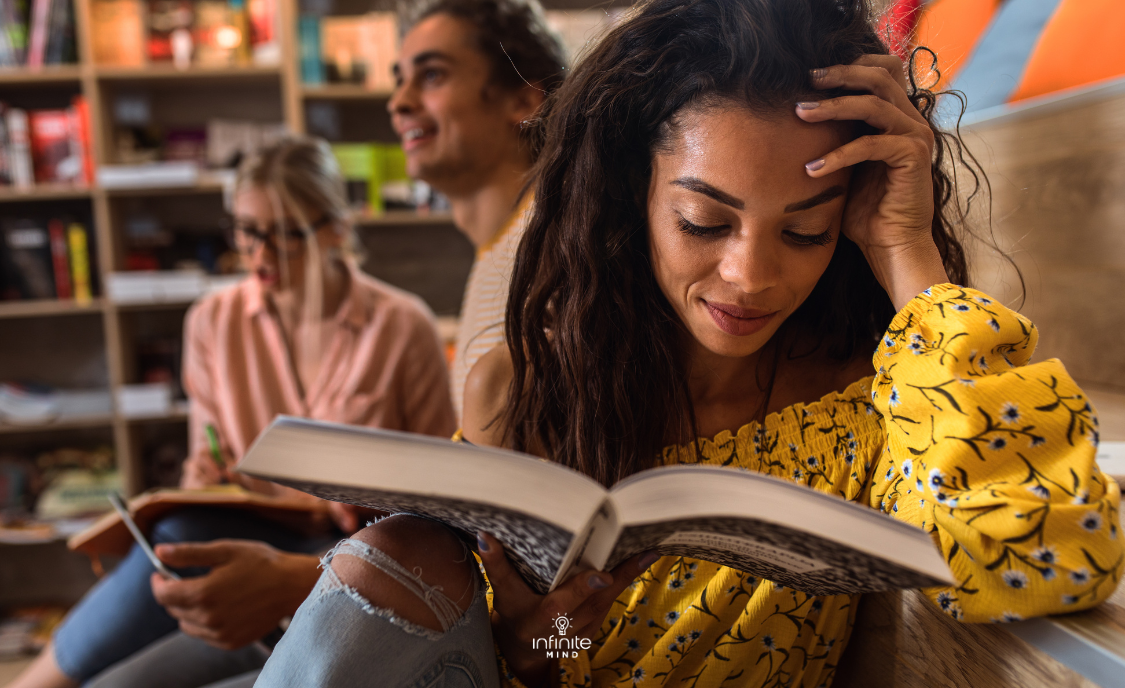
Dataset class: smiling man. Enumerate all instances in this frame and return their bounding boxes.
[391,0,566,419]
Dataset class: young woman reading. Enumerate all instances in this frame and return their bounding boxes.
[252,2,1122,687]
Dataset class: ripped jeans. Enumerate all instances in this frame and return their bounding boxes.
[254,538,499,688]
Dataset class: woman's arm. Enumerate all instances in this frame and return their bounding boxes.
[181,302,232,489]
[869,284,1123,622]
[463,346,651,687]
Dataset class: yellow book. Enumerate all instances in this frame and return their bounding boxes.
[67,223,91,305]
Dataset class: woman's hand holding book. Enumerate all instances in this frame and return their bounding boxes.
[477,531,660,687]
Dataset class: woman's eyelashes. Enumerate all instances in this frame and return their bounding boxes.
[675,212,834,247]
[675,214,730,237]
[785,227,835,247]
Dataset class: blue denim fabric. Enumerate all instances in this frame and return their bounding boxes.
[52,507,335,683]
[254,539,499,688]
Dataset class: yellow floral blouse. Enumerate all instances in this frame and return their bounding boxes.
[489,284,1124,688]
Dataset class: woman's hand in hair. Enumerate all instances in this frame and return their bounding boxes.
[477,531,659,687]
[798,55,949,311]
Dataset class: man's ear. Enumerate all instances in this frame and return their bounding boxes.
[507,83,547,127]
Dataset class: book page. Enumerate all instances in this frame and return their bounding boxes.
[269,477,574,595]
[605,517,949,595]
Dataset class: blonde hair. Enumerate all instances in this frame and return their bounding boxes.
[232,136,363,372]
[233,136,363,260]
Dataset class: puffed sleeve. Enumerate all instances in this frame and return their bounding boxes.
[869,284,1123,623]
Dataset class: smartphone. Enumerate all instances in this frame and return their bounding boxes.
[107,493,182,581]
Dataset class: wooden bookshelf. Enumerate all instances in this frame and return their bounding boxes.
[0,185,92,202]
[0,298,104,319]
[93,64,283,83]
[301,84,393,100]
[355,210,455,226]
[0,65,83,84]
[0,0,575,504]
[0,416,115,435]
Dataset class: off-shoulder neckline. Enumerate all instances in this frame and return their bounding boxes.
[690,375,877,449]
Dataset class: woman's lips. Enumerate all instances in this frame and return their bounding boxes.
[256,268,278,285]
[704,300,777,337]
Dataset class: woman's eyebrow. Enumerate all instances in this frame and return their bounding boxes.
[784,185,846,213]
[671,177,744,210]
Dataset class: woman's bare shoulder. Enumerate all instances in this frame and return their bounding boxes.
[462,344,514,447]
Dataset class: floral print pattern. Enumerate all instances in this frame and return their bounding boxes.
[492,285,1123,687]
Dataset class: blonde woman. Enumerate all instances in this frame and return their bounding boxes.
[13,138,456,688]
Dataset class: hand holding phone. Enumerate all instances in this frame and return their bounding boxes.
[108,492,181,581]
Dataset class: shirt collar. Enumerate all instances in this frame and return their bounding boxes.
[476,191,534,258]
[242,262,370,332]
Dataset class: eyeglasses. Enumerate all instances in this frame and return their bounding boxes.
[222,215,335,255]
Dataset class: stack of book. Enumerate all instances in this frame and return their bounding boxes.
[0,95,92,189]
[0,216,92,302]
[298,11,395,89]
[0,0,77,68]
[90,0,278,68]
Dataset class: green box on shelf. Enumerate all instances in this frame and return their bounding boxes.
[331,143,379,213]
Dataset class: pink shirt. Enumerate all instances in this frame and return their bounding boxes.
[182,265,456,495]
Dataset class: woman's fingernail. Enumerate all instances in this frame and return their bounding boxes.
[810,68,828,80]
[588,573,610,589]
[638,552,661,570]
[476,532,490,553]
[805,158,826,172]
[796,101,820,110]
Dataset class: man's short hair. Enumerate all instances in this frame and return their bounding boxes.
[400,0,567,95]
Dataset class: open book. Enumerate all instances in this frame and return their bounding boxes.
[69,485,327,559]
[239,416,954,596]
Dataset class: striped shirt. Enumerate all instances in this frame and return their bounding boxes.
[451,194,532,421]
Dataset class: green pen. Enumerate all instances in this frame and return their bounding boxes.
[205,424,227,483]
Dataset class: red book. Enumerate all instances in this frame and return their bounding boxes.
[68,96,93,185]
[48,218,72,299]
[28,109,73,184]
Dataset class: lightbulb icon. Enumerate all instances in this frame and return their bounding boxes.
[553,614,571,636]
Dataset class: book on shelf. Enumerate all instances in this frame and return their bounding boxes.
[1,216,53,298]
[297,14,320,84]
[0,215,90,301]
[145,0,193,64]
[319,12,396,91]
[69,484,328,559]
[46,217,70,298]
[5,106,32,188]
[240,416,955,596]
[9,0,72,67]
[0,96,91,189]
[66,220,90,303]
[28,109,73,183]
[0,0,30,67]
[90,0,144,66]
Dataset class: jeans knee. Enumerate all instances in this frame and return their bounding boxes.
[326,518,478,633]
[150,508,214,544]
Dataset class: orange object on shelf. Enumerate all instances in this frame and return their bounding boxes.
[912,0,1002,89]
[1009,0,1125,104]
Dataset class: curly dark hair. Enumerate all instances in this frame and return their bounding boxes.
[400,0,567,94]
[500,0,991,486]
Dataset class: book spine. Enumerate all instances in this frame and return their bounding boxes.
[6,108,32,189]
[28,109,69,183]
[44,0,73,64]
[67,95,90,184]
[298,15,322,85]
[47,217,71,299]
[25,0,48,67]
[0,103,12,186]
[67,221,90,303]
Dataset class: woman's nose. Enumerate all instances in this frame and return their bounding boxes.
[718,233,779,294]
